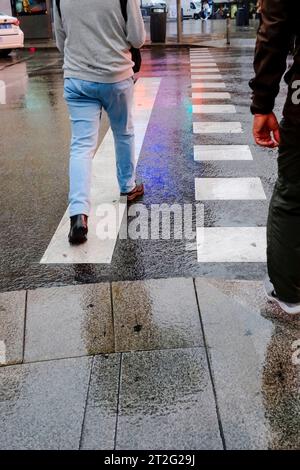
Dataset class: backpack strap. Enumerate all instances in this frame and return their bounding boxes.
[56,1,127,23]
[120,0,128,23]
[120,0,141,73]
[56,0,61,18]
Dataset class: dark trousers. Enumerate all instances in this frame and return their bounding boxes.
[267,119,300,302]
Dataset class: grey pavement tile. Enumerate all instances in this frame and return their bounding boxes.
[0,290,26,366]
[195,278,300,450]
[24,283,114,362]
[80,354,120,450]
[112,278,203,352]
[0,356,92,450]
[116,348,223,450]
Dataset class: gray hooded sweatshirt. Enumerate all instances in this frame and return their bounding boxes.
[54,0,146,84]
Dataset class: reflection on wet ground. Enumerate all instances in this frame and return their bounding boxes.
[196,279,300,450]
[0,55,29,105]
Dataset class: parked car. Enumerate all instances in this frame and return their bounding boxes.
[142,1,167,7]
[180,1,202,19]
[140,1,167,16]
[188,1,202,20]
[0,12,24,57]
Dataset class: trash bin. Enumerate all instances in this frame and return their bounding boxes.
[150,7,167,43]
[236,7,247,26]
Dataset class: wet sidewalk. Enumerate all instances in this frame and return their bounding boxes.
[0,277,299,450]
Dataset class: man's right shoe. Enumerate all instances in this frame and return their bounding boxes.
[68,214,88,245]
[121,183,144,202]
[264,277,300,315]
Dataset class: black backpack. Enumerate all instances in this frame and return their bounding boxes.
[55,0,142,73]
[120,0,142,73]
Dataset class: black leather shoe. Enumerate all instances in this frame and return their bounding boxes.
[68,214,88,245]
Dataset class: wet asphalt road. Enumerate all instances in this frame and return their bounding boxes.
[0,47,288,292]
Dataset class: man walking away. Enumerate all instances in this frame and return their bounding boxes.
[54,0,146,245]
[250,0,300,314]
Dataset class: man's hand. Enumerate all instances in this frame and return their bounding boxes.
[253,112,281,148]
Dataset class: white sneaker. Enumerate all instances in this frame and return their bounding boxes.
[264,277,300,315]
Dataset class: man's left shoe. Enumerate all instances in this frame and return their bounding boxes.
[121,183,144,202]
[68,214,88,245]
[264,277,300,315]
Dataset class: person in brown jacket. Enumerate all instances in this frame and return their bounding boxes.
[250,0,300,314]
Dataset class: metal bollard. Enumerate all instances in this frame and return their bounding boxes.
[177,0,182,44]
[226,14,231,45]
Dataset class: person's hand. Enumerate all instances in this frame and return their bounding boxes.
[253,112,280,148]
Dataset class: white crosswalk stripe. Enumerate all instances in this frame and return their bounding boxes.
[190,57,215,60]
[190,58,213,61]
[190,52,212,55]
[192,92,231,99]
[191,74,223,80]
[190,62,217,67]
[41,78,161,265]
[193,104,236,114]
[192,82,226,88]
[195,178,266,200]
[196,227,267,262]
[194,145,253,160]
[191,68,220,73]
[190,60,214,62]
[193,121,242,133]
[190,57,213,60]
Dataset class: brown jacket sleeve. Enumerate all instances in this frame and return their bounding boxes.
[249,0,294,115]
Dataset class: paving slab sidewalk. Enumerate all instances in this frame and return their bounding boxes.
[0,277,299,450]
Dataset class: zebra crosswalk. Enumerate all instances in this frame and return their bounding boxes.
[190,48,267,263]
[39,50,267,267]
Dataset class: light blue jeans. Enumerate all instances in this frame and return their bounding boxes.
[64,77,136,216]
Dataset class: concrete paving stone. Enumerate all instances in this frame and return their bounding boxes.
[24,283,114,362]
[0,356,92,450]
[116,348,223,450]
[112,278,204,352]
[80,354,120,450]
[0,291,26,366]
[195,279,300,450]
